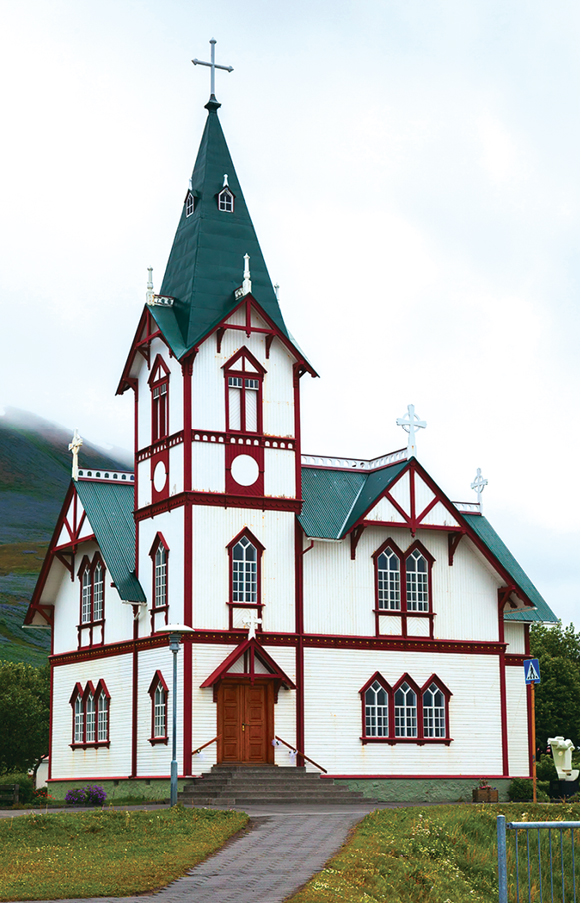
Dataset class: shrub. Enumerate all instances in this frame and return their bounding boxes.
[508,777,550,802]
[0,771,34,804]
[65,785,106,806]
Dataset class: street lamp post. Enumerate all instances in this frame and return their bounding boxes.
[164,624,195,806]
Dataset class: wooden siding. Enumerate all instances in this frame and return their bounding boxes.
[264,448,295,498]
[303,647,505,775]
[52,654,133,779]
[504,622,525,655]
[137,645,182,776]
[506,666,529,776]
[138,510,185,630]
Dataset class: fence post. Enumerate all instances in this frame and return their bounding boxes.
[497,815,508,903]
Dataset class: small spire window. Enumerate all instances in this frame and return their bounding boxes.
[185,191,194,217]
[218,187,234,212]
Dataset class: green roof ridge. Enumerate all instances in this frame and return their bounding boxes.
[158,102,289,355]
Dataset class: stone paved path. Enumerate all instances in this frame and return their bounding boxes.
[10,805,376,903]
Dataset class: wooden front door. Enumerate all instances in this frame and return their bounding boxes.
[218,680,274,764]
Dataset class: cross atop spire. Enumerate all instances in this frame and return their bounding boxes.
[396,404,426,458]
[192,39,233,103]
[470,468,488,510]
[68,429,83,481]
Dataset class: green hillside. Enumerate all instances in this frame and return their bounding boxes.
[0,409,131,666]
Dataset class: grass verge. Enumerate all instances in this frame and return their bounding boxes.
[286,803,580,903]
[0,805,248,901]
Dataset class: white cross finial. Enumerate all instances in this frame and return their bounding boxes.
[146,267,154,304]
[471,468,488,510]
[223,174,229,187]
[68,429,83,481]
[396,404,427,458]
[242,611,262,640]
[192,39,233,99]
[242,254,252,296]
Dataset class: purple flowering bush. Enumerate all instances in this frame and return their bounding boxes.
[65,785,107,805]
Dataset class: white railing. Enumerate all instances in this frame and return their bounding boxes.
[301,449,407,471]
[77,469,134,483]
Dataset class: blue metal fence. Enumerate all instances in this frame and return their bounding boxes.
[498,816,580,903]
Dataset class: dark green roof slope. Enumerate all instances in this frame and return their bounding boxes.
[75,481,146,603]
[299,461,408,540]
[462,513,557,623]
[157,98,289,356]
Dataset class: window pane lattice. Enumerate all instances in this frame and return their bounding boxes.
[232,537,257,603]
[97,692,108,742]
[365,681,389,737]
[155,546,167,608]
[423,683,446,737]
[406,550,429,611]
[395,683,417,737]
[85,693,95,743]
[377,550,401,610]
[154,683,166,737]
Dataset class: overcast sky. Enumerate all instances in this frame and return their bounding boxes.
[1,0,578,627]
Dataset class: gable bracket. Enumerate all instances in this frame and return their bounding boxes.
[447,532,464,566]
[216,327,225,354]
[265,333,275,359]
[498,585,516,612]
[350,525,365,560]
[54,550,75,580]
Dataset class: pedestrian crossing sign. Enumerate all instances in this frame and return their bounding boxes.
[524,659,541,684]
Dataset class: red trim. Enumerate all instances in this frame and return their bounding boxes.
[135,491,302,521]
[133,379,139,574]
[131,631,138,777]
[76,552,106,649]
[293,363,302,501]
[448,532,463,565]
[225,444,265,497]
[50,629,509,667]
[373,537,434,639]
[149,534,169,632]
[497,589,509,775]
[182,357,193,492]
[117,308,171,396]
[69,680,110,749]
[200,637,296,689]
[295,520,305,766]
[47,773,190,783]
[527,682,534,777]
[183,497,193,774]
[223,346,265,435]
[137,430,296,464]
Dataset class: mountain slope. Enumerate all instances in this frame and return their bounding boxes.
[0,408,132,665]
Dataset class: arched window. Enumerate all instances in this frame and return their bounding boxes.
[149,534,169,632]
[148,671,169,744]
[185,191,194,216]
[70,680,110,748]
[394,681,417,737]
[406,548,429,611]
[232,536,257,603]
[423,682,446,738]
[365,680,389,737]
[227,528,265,631]
[223,348,266,435]
[77,554,106,647]
[149,356,170,443]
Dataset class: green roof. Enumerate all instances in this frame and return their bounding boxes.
[461,513,557,623]
[75,480,146,603]
[157,97,289,357]
[299,461,408,539]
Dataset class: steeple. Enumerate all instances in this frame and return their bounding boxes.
[153,100,290,356]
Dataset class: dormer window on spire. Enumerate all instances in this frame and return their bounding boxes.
[218,187,234,212]
[185,191,194,217]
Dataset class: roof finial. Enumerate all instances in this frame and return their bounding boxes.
[192,39,233,102]
[146,267,154,304]
[223,174,229,187]
[242,254,252,295]
[68,429,83,481]
[471,468,488,511]
[396,404,427,459]
[274,283,280,300]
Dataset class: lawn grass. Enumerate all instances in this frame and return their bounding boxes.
[0,806,248,900]
[286,803,580,903]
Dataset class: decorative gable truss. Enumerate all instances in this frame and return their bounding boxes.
[117,308,175,395]
[200,637,296,702]
[347,459,535,615]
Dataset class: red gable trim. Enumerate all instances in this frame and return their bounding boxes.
[117,307,172,395]
[200,638,296,689]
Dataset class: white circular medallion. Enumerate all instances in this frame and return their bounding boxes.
[153,460,167,492]
[231,454,260,486]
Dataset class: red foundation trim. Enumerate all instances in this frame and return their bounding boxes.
[135,491,302,520]
[47,774,189,783]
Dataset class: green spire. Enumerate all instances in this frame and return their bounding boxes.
[158,99,289,354]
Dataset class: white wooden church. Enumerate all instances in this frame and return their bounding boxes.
[26,61,557,801]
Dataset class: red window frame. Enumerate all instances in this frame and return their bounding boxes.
[149,533,169,631]
[372,538,435,637]
[148,671,169,745]
[70,679,111,749]
[149,355,170,443]
[226,527,265,632]
[223,347,266,435]
[360,672,452,745]
[77,553,106,648]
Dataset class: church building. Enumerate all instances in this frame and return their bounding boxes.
[25,61,557,802]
